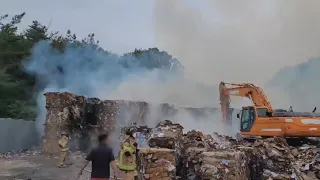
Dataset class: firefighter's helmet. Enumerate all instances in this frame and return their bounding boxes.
[125,128,134,136]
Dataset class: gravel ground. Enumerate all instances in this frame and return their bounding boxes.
[0,151,121,180]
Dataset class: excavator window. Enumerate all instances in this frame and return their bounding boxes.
[256,108,268,117]
[240,107,255,132]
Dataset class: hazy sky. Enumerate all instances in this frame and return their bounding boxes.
[1,0,155,54]
[2,0,320,86]
[154,0,320,84]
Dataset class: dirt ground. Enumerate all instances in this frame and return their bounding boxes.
[0,151,122,180]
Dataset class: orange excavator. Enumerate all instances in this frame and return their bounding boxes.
[219,82,320,137]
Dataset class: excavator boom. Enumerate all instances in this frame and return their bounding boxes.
[219,82,273,122]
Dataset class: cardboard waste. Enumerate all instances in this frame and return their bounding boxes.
[43,92,84,154]
[147,120,184,178]
[181,130,210,179]
[244,137,298,179]
[291,143,320,179]
[145,121,320,180]
[197,136,299,180]
[199,151,248,180]
[193,133,250,180]
[100,120,320,180]
[137,148,176,180]
[148,120,183,150]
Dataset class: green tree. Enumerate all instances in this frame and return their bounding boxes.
[0,13,181,120]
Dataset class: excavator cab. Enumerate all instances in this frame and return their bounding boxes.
[237,106,255,132]
[236,106,272,133]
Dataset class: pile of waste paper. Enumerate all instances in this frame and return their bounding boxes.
[243,137,298,179]
[147,120,184,178]
[132,120,320,180]
[137,148,176,180]
[180,130,210,179]
[199,150,248,180]
[148,120,184,150]
[290,143,320,179]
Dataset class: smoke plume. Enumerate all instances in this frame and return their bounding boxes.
[153,0,320,112]
[24,0,320,142]
[153,0,320,85]
[23,40,233,142]
[269,58,320,112]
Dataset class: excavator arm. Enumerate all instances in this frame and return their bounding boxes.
[219,82,274,122]
[219,82,231,122]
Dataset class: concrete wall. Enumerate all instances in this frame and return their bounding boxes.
[0,118,39,153]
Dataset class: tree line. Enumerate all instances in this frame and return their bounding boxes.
[0,13,182,120]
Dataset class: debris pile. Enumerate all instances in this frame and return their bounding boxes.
[242,137,298,179]
[182,130,210,150]
[291,144,320,179]
[181,130,210,179]
[148,120,183,150]
[199,151,248,180]
[137,121,320,180]
[137,148,176,180]
[211,132,239,150]
[148,120,184,178]
[181,132,249,180]
[116,120,317,180]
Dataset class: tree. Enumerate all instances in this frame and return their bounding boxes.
[0,13,182,120]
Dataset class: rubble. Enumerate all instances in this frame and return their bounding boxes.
[181,130,210,179]
[148,120,183,150]
[147,120,184,178]
[291,144,320,179]
[179,132,320,180]
[182,130,210,150]
[199,151,248,180]
[137,148,176,180]
[245,137,297,179]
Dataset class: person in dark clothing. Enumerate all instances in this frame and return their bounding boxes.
[78,133,118,180]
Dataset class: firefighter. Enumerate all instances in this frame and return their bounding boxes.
[119,128,138,180]
[58,131,69,168]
